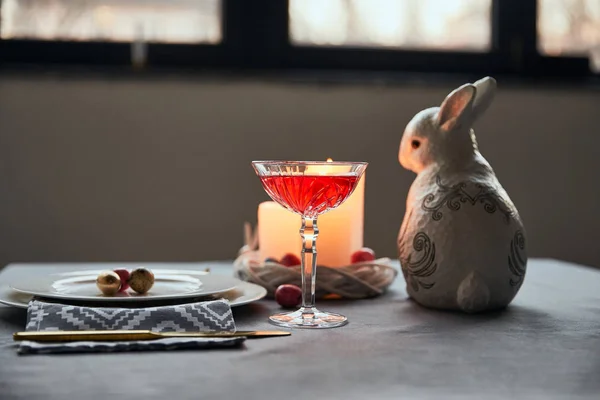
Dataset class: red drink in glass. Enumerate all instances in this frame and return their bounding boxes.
[252,161,368,329]
[259,175,359,217]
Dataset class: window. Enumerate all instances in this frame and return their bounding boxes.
[1,0,221,43]
[290,0,492,51]
[0,0,597,76]
[538,0,600,71]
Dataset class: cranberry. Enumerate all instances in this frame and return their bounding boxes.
[275,284,302,308]
[113,269,131,292]
[280,253,301,267]
[350,247,376,264]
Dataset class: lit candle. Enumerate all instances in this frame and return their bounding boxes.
[257,160,365,267]
[258,201,301,261]
[318,172,365,266]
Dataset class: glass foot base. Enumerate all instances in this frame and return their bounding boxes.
[269,307,348,329]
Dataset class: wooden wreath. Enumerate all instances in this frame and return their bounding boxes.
[234,223,398,299]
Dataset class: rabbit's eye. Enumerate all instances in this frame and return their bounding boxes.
[411,140,421,149]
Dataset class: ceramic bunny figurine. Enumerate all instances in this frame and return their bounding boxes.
[397,77,527,313]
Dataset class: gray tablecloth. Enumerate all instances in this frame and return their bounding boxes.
[1,259,599,400]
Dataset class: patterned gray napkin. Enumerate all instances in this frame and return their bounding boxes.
[19,299,243,355]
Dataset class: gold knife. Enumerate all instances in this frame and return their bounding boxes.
[13,330,290,342]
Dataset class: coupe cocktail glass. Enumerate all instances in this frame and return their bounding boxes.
[252,161,368,329]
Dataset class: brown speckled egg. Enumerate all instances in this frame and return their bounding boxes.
[128,267,155,294]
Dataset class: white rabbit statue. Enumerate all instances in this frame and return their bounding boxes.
[397,77,527,313]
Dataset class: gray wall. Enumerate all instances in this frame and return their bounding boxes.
[1,76,599,268]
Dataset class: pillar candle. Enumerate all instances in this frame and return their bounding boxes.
[257,174,365,267]
[318,174,365,266]
[257,201,301,262]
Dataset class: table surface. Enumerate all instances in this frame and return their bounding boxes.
[1,259,599,400]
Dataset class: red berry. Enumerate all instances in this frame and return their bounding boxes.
[280,253,301,267]
[113,269,130,292]
[350,247,376,264]
[275,284,303,308]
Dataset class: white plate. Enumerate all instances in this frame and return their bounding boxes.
[0,280,267,309]
[8,269,238,302]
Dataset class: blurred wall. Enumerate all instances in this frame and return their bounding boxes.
[0,76,599,268]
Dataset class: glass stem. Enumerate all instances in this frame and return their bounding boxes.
[299,216,318,310]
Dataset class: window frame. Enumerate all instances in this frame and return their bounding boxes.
[0,0,594,77]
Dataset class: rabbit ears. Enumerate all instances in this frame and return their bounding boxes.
[437,76,497,132]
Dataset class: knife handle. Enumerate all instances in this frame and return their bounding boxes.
[13,330,291,342]
[13,330,160,342]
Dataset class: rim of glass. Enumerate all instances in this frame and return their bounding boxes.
[252,160,368,166]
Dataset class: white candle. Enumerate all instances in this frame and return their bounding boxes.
[257,173,365,267]
[319,174,365,266]
[258,201,301,261]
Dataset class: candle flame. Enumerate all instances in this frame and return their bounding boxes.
[326,158,333,162]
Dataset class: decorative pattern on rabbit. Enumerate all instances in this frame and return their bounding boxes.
[397,77,527,313]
